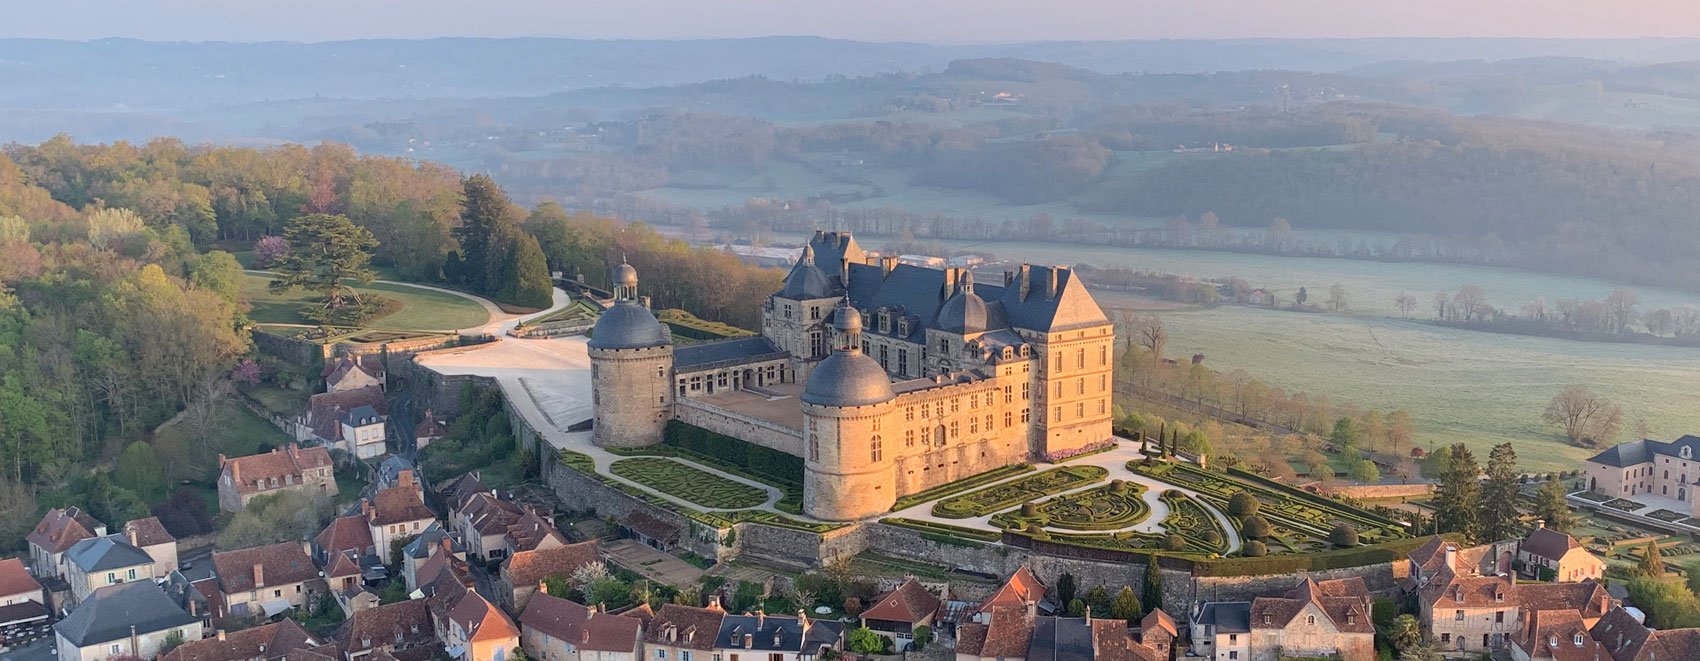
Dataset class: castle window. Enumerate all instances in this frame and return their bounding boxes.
[810,306,820,320]
[1098,400,1106,415]
[985,414,993,431]
[881,345,890,369]
[897,349,908,375]
[934,402,943,418]
[1054,406,1062,421]
[905,406,915,421]
[657,366,665,378]
[1022,383,1030,400]
[1005,411,1013,427]
[905,430,915,447]
[1054,353,1063,371]
[1099,345,1107,366]
[1021,408,1030,423]
[810,437,819,462]
[970,417,978,434]
[950,421,960,438]
[1099,374,1106,391]
[939,338,948,354]
[970,394,979,408]
[1076,403,1084,418]
[872,418,881,431]
[1077,349,1085,369]
[784,304,793,319]
[862,341,869,354]
[880,312,890,333]
[950,398,960,413]
[870,437,882,462]
[1004,385,1013,403]
[1054,382,1063,398]
[1077,378,1085,395]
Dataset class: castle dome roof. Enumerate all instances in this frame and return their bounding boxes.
[781,245,835,300]
[613,262,638,287]
[802,351,894,408]
[937,271,987,334]
[588,300,671,350]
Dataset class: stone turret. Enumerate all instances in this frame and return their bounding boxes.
[801,304,897,520]
[588,262,673,449]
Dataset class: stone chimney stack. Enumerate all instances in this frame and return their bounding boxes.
[216,629,225,641]
[127,528,138,547]
[1444,546,1456,572]
[398,470,415,489]
[253,563,265,588]
[881,255,899,279]
[1536,519,1546,529]
[1018,265,1032,301]
[1045,267,1059,299]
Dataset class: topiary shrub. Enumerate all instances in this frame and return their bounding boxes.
[1228,491,1260,517]
[1164,534,1186,551]
[1330,523,1359,548]
[1110,479,1128,493]
[1241,515,1272,539]
[1021,502,1039,517]
[1027,523,1046,537]
[1203,530,1223,546]
[1244,540,1268,557]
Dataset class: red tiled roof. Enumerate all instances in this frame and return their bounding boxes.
[366,485,434,526]
[620,603,656,626]
[977,567,1045,615]
[520,593,643,653]
[643,604,725,651]
[461,493,526,536]
[1251,577,1373,634]
[326,551,361,579]
[505,540,600,589]
[415,414,448,440]
[220,445,334,497]
[212,542,320,594]
[861,578,941,624]
[26,507,102,554]
[1518,609,1607,661]
[160,619,319,661]
[1091,618,1161,661]
[322,354,383,382]
[1141,609,1178,638]
[956,608,1033,658]
[346,599,434,654]
[1635,628,1700,661]
[193,578,225,620]
[316,515,376,558]
[448,591,520,643]
[122,517,176,547]
[0,557,42,599]
[507,509,566,553]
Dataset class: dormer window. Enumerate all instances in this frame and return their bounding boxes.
[1454,587,1464,603]
[1683,446,1693,459]
[1575,634,1585,647]
[1346,613,1356,626]
[1551,635,1560,648]
[1263,614,1271,625]
[1496,591,1505,602]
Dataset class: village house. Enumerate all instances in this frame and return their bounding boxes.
[1513,608,1609,661]
[342,405,389,459]
[217,444,337,513]
[63,534,155,605]
[122,517,179,578]
[710,610,845,661]
[1417,558,1611,655]
[159,620,324,661]
[26,507,106,579]
[518,592,644,661]
[324,354,386,394]
[1518,524,1605,583]
[364,471,437,564]
[211,541,324,620]
[966,567,1047,623]
[444,591,521,661]
[300,385,389,451]
[1188,576,1374,661]
[958,609,1172,661]
[439,473,490,514]
[401,524,459,592]
[325,551,376,617]
[0,557,50,651]
[316,515,380,568]
[644,603,725,661]
[54,582,203,661]
[0,558,44,607]
[860,578,942,652]
[1589,606,1700,661]
[497,540,601,612]
[456,492,567,562]
[344,598,440,661]
[415,411,448,450]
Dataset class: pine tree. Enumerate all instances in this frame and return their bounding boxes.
[455,174,514,293]
[1532,476,1577,533]
[1481,443,1522,542]
[1639,541,1665,577]
[1141,553,1163,615]
[1431,443,1483,542]
[1057,573,1077,606]
[498,233,554,309]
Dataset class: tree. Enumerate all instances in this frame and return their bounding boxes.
[1481,443,1521,542]
[1085,585,1111,616]
[115,442,164,502]
[1543,384,1623,447]
[1132,313,1168,367]
[1110,586,1143,623]
[1431,443,1482,542]
[1309,461,1336,482]
[847,627,883,655]
[86,207,144,250]
[1295,286,1309,307]
[1243,540,1267,557]
[1626,576,1700,629]
[1326,283,1348,312]
[1068,599,1086,617]
[160,630,186,654]
[1227,491,1260,517]
[1142,553,1163,615]
[268,213,378,314]
[1530,476,1576,533]
[1453,285,1488,322]
[497,233,553,309]
[911,625,931,651]
[1350,459,1381,484]
[1687,562,1700,597]
[1330,523,1359,548]
[1241,515,1272,539]
[191,250,244,305]
[1433,290,1449,319]
[1400,642,1441,661]
[1394,291,1416,317]
[454,174,515,293]
[1638,541,1665,578]
[1604,287,1640,334]
[1389,615,1423,653]
[1331,417,1360,449]
[1057,572,1077,606]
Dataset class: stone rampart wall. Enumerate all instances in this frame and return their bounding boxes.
[674,399,803,455]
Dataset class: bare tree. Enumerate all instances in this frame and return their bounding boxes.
[1453,285,1488,322]
[1646,308,1675,337]
[1523,298,1547,321]
[1394,291,1416,317]
[1675,304,1700,337]
[1543,384,1623,447]
[1132,313,1168,368]
[1604,288,1640,334]
[1326,284,1348,312]
[1433,290,1450,320]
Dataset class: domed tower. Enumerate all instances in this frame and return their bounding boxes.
[801,305,898,521]
[588,261,673,449]
[930,269,988,374]
[763,244,844,379]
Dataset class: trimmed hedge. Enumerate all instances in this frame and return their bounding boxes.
[656,308,756,340]
[881,518,1004,544]
[891,464,1036,511]
[1190,535,1451,577]
[932,466,1108,519]
[665,420,803,487]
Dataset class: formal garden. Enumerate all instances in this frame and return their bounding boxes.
[989,480,1151,531]
[608,457,770,509]
[1129,459,1405,549]
[932,465,1109,518]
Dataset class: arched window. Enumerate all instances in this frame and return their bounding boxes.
[1306,615,1315,626]
[870,436,882,462]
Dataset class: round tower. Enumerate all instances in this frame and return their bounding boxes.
[588,261,673,449]
[801,305,897,521]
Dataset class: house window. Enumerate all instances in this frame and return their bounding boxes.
[769,655,782,661]
[905,406,914,421]
[111,645,121,654]
[1306,616,1315,625]
[657,651,667,660]
[1455,610,1465,621]
[1021,383,1029,400]
[1262,614,1271,625]
[1495,611,1504,623]
[127,568,137,580]
[107,572,116,584]
[683,652,693,661]
[810,307,820,320]
[1228,635,1237,644]
[1228,653,1238,660]
[1440,634,1451,644]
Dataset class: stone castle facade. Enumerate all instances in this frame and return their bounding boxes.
[587,231,1116,521]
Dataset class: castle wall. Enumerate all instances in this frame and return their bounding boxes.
[885,371,1031,496]
[674,357,790,398]
[1032,325,1117,458]
[589,344,673,448]
[802,399,898,521]
[674,398,803,456]
[543,456,723,559]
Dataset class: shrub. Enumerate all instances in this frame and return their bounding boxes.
[1331,523,1359,548]
[1241,515,1272,539]
[1022,502,1039,517]
[1111,479,1128,493]
[1203,530,1223,546]
[1164,534,1186,551]
[1228,491,1260,517]
[1244,540,1268,557]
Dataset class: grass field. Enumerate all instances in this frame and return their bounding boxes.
[242,274,489,330]
[152,398,294,480]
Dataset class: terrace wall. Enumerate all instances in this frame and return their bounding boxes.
[674,399,803,455]
[543,457,723,559]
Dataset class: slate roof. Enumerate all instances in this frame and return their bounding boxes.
[646,603,725,651]
[674,336,786,370]
[712,613,843,653]
[1590,607,1651,661]
[1027,617,1105,661]
[1587,436,1700,467]
[779,246,835,300]
[505,540,600,590]
[159,619,320,661]
[587,300,671,350]
[1194,602,1251,633]
[66,535,153,573]
[861,578,940,624]
[212,542,319,593]
[342,404,383,427]
[439,473,489,512]
[122,517,176,547]
[520,594,643,653]
[26,507,103,554]
[1524,528,1584,561]
[55,581,199,647]
[220,445,334,497]
[0,600,50,627]
[366,484,434,526]
[403,522,453,561]
[0,557,42,598]
[307,386,389,442]
[317,515,376,558]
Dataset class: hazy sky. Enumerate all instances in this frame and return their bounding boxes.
[6,0,1700,42]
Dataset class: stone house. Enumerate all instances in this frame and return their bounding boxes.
[1512,608,1609,661]
[1190,601,1251,661]
[959,610,1170,661]
[217,444,337,513]
[859,578,941,652]
[158,619,323,661]
[64,535,155,605]
[300,385,389,450]
[456,492,567,562]
[1589,605,1700,661]
[497,540,601,613]
[1417,560,1611,655]
[1583,435,1700,515]
[1188,577,1373,661]
[324,354,386,394]
[315,515,379,568]
[439,473,490,514]
[26,507,105,579]
[518,592,644,661]
[210,541,324,620]
[643,603,725,661]
[121,517,179,578]
[415,412,448,450]
[401,524,459,593]
[54,582,203,661]
[344,598,440,661]
[364,471,437,564]
[444,591,520,661]
[342,405,389,459]
[709,610,844,661]
[0,557,49,650]
[1518,525,1604,583]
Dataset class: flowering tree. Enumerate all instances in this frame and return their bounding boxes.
[253,235,287,268]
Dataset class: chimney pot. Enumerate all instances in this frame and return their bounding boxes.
[127,528,138,546]
[217,630,225,641]
[253,562,265,588]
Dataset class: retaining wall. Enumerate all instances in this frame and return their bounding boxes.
[674,399,803,455]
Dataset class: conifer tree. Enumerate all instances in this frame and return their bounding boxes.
[1141,553,1163,615]
[455,174,514,293]
[1639,541,1665,578]
[1531,476,1577,533]
[1110,587,1142,623]
[1431,443,1482,542]
[1481,443,1522,542]
[498,233,554,309]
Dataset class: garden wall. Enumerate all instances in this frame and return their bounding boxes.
[1318,483,1433,499]
[733,520,871,570]
[544,457,724,559]
[674,399,803,455]
[509,319,595,339]
[253,328,325,366]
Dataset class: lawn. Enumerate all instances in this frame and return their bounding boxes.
[242,274,489,331]
[244,384,309,418]
[152,398,294,481]
[608,457,769,509]
[932,466,1107,519]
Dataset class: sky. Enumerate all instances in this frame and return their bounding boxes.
[7,0,1700,42]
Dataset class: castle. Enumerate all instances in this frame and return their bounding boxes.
[587,231,1116,521]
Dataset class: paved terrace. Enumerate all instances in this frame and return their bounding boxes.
[690,381,807,431]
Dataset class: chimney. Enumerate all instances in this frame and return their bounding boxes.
[127,528,138,547]
[1018,265,1032,301]
[217,630,226,642]
[1536,520,1546,529]
[538,581,548,595]
[189,598,197,617]
[707,595,723,611]
[744,633,753,649]
[1045,267,1059,299]
[582,629,590,645]
[942,269,959,301]
[757,610,765,629]
[398,470,415,488]
[881,255,898,279]
[231,460,241,483]
[253,563,265,588]
[1444,546,1456,571]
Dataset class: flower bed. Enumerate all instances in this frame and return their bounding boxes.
[609,457,769,509]
[1048,439,1119,463]
[891,464,1035,511]
[932,466,1108,519]
[1606,498,1647,512]
[989,481,1150,531]
[1573,491,1613,503]
[1648,509,1687,523]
